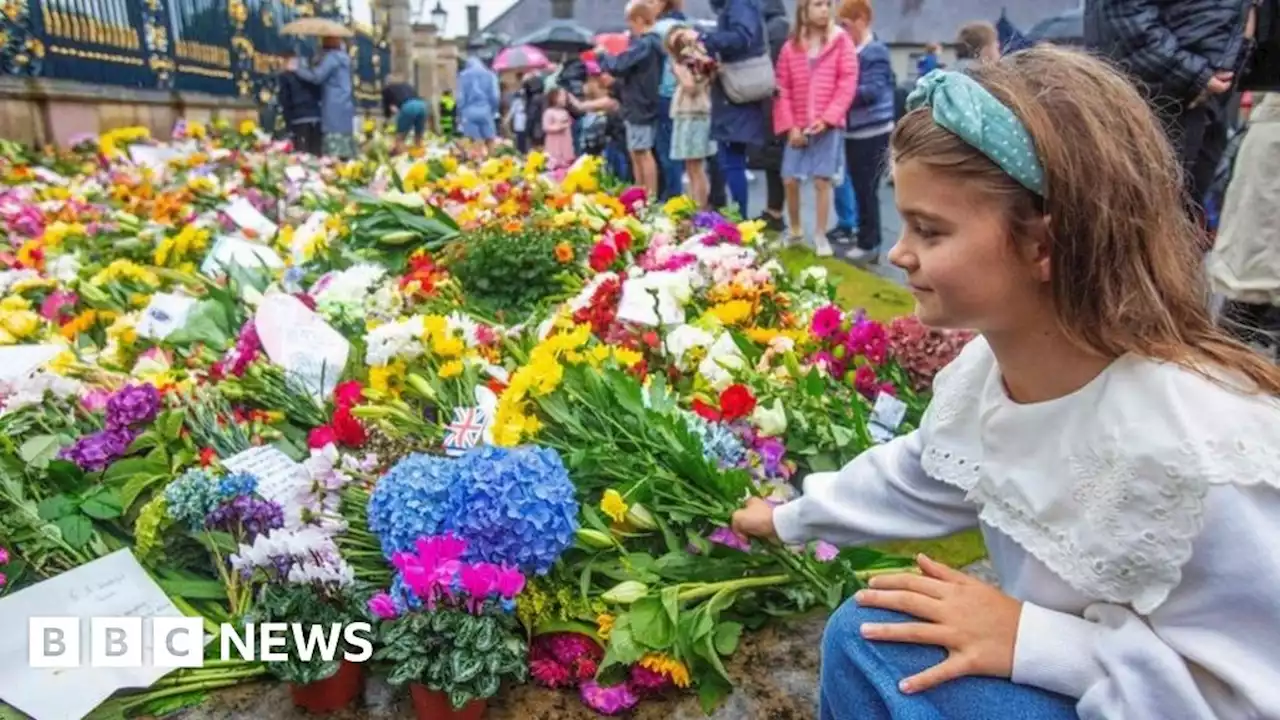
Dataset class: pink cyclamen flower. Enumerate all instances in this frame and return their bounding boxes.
[459,562,498,603]
[814,541,839,562]
[580,679,640,715]
[367,592,398,619]
[810,305,844,340]
[495,566,526,599]
[0,546,8,564]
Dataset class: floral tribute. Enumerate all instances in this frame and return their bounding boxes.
[0,124,973,717]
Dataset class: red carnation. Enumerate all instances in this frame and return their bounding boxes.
[609,229,633,251]
[691,398,722,422]
[331,405,367,447]
[334,380,364,409]
[308,425,338,449]
[588,241,618,272]
[718,384,757,421]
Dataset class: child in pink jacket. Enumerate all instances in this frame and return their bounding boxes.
[773,0,857,256]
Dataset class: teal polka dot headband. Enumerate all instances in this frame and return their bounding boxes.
[906,70,1047,197]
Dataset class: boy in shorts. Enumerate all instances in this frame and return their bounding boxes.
[599,0,663,197]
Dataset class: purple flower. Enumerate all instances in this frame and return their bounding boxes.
[692,210,726,229]
[708,526,752,552]
[755,437,786,475]
[105,383,160,429]
[580,680,639,715]
[60,426,137,472]
[205,496,284,540]
[814,541,839,562]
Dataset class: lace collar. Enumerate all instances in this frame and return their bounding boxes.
[921,338,1280,614]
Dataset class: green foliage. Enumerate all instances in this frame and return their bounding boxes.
[246,582,373,685]
[372,607,527,710]
[445,225,587,321]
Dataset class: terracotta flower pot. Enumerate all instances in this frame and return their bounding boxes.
[289,660,364,713]
[409,683,487,720]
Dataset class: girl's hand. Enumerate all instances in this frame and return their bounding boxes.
[788,128,808,147]
[855,554,1021,694]
[730,497,778,540]
[805,119,828,135]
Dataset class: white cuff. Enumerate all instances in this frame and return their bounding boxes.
[1012,602,1106,699]
[772,497,811,545]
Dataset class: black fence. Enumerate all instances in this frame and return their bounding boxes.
[1,0,389,122]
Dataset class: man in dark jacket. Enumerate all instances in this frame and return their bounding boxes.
[1085,0,1256,223]
[277,51,323,156]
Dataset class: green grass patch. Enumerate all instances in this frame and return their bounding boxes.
[777,247,914,322]
[781,247,987,569]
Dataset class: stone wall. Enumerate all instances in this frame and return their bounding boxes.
[0,77,260,148]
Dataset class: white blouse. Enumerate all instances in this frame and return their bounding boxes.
[774,336,1280,719]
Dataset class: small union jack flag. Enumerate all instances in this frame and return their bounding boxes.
[443,406,488,456]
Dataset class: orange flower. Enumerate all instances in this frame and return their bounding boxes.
[554,242,574,264]
[503,219,523,232]
[16,239,44,270]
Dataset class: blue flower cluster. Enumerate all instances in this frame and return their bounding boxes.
[367,446,579,575]
[683,411,747,468]
[218,472,258,498]
[164,469,224,531]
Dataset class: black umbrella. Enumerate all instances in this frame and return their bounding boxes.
[1026,8,1084,46]
[513,19,596,53]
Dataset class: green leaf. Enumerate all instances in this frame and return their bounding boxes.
[56,514,93,548]
[45,460,86,492]
[20,435,62,467]
[79,487,123,520]
[699,633,733,683]
[598,618,644,672]
[713,621,742,656]
[629,597,675,650]
[697,674,733,714]
[807,452,841,473]
[660,586,680,626]
[831,424,856,449]
[157,578,231,600]
[450,649,484,684]
[37,495,77,520]
[103,456,166,486]
[119,472,167,512]
[161,410,186,441]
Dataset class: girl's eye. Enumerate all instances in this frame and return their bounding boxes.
[910,222,939,240]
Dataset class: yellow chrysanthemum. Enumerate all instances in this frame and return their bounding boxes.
[403,162,429,191]
[369,360,407,398]
[640,653,691,688]
[663,195,695,218]
[600,489,628,523]
[596,613,616,640]
[439,359,464,378]
[737,219,766,245]
[706,299,754,326]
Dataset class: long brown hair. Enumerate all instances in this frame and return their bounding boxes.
[791,0,834,46]
[891,45,1280,395]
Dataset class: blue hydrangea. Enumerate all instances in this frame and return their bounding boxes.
[218,472,258,498]
[683,411,747,468]
[164,469,222,531]
[367,446,579,575]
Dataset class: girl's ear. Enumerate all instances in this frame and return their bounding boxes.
[1029,214,1053,283]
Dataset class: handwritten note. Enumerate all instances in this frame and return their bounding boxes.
[0,344,62,384]
[869,393,909,444]
[221,445,310,505]
[254,292,349,400]
[0,549,196,720]
[223,197,278,239]
[135,293,197,341]
[200,235,284,279]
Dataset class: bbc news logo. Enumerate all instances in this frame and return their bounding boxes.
[29,617,374,668]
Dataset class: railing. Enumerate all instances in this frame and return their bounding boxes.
[1,0,390,124]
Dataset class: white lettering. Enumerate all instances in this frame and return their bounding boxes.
[290,623,342,662]
[259,623,289,661]
[342,623,374,662]
[220,623,255,661]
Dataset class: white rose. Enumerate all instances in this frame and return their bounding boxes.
[751,398,788,437]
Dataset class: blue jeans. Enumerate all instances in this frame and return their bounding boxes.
[834,132,891,250]
[604,142,632,182]
[821,603,1078,720]
[718,142,749,218]
[395,99,428,139]
[656,96,683,200]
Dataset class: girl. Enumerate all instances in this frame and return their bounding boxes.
[733,47,1280,719]
[541,88,576,168]
[773,0,857,256]
[665,27,718,207]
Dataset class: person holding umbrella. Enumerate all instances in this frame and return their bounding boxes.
[292,35,357,159]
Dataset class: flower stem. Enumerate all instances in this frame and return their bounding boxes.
[676,574,790,603]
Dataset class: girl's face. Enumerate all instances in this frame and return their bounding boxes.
[806,0,830,27]
[887,159,1052,332]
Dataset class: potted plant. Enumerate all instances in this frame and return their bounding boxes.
[234,526,370,713]
[368,533,529,719]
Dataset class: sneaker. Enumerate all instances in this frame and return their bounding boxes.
[786,232,805,248]
[755,211,786,234]
[846,247,879,265]
[826,227,854,244]
[814,236,835,257]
